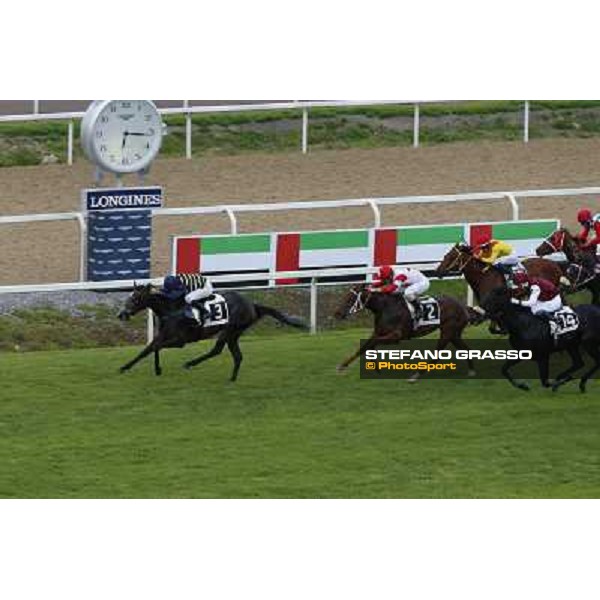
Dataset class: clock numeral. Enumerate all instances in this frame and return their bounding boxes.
[99,144,107,153]
[95,130,103,138]
[100,116,108,123]
[122,157,131,165]
[134,153,142,160]
[110,105,117,113]
[148,128,155,136]
[121,101,131,108]
[146,142,151,149]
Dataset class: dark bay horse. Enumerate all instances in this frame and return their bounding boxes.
[118,283,307,380]
[334,285,480,381]
[535,227,600,304]
[436,243,565,304]
[482,287,600,392]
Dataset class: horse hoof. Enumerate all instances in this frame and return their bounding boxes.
[517,383,530,392]
[156,369,163,377]
[183,362,193,370]
[579,383,587,394]
[336,365,347,374]
[119,367,128,374]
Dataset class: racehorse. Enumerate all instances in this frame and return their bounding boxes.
[334,284,481,381]
[118,283,307,380]
[435,242,564,304]
[535,227,600,304]
[481,287,600,392]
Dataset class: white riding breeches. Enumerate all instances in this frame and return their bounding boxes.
[531,295,562,315]
[403,279,430,301]
[185,280,214,303]
[494,253,519,266]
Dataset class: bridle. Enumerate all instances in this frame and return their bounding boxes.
[442,245,474,273]
[347,287,370,315]
[566,263,595,290]
[539,230,565,254]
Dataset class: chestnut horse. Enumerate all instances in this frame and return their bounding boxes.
[535,227,600,304]
[435,243,565,304]
[334,284,481,381]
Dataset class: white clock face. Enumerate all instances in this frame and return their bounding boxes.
[87,100,163,174]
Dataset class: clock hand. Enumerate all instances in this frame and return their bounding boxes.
[127,131,151,136]
[121,131,129,149]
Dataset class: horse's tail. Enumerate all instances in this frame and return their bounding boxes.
[466,305,488,325]
[254,304,309,330]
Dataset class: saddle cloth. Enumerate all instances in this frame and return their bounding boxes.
[189,294,229,327]
[548,306,579,338]
[406,296,441,328]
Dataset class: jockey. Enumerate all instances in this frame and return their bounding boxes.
[510,271,562,318]
[160,274,214,325]
[160,275,187,301]
[473,235,520,278]
[576,208,600,252]
[370,264,430,319]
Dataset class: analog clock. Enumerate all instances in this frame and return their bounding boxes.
[81,100,163,174]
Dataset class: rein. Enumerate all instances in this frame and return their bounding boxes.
[540,230,565,254]
[444,246,474,273]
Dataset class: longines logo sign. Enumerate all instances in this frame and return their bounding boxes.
[82,186,163,211]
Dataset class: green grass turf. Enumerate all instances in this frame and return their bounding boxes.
[1,327,599,499]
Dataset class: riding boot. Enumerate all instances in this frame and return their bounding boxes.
[191,300,207,327]
[411,300,421,323]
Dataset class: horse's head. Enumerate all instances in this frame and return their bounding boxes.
[118,282,155,321]
[536,228,566,257]
[435,242,473,277]
[334,284,370,320]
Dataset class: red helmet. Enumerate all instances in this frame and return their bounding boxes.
[378,265,394,279]
[513,271,530,286]
[577,208,593,224]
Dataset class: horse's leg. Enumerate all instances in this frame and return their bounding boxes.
[552,346,584,391]
[154,348,162,376]
[537,356,551,388]
[120,338,160,374]
[183,332,227,370]
[337,331,399,372]
[226,334,243,382]
[501,357,529,391]
[579,342,600,393]
[450,336,476,377]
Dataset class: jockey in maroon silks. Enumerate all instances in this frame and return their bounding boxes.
[510,271,562,317]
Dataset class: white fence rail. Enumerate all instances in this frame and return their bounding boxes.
[0,265,457,338]
[0,100,534,164]
[1,185,598,284]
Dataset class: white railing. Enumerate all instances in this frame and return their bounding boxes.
[0,100,534,164]
[0,265,457,338]
[1,185,598,284]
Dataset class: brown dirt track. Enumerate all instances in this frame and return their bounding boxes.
[1,138,600,285]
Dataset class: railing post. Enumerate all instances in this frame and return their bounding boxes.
[523,101,530,143]
[224,207,238,234]
[310,277,317,334]
[33,100,39,114]
[302,107,308,154]
[67,120,74,165]
[184,100,192,159]
[76,213,87,281]
[367,199,381,228]
[413,103,420,148]
[147,309,155,343]
[505,193,520,221]
[467,285,474,307]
